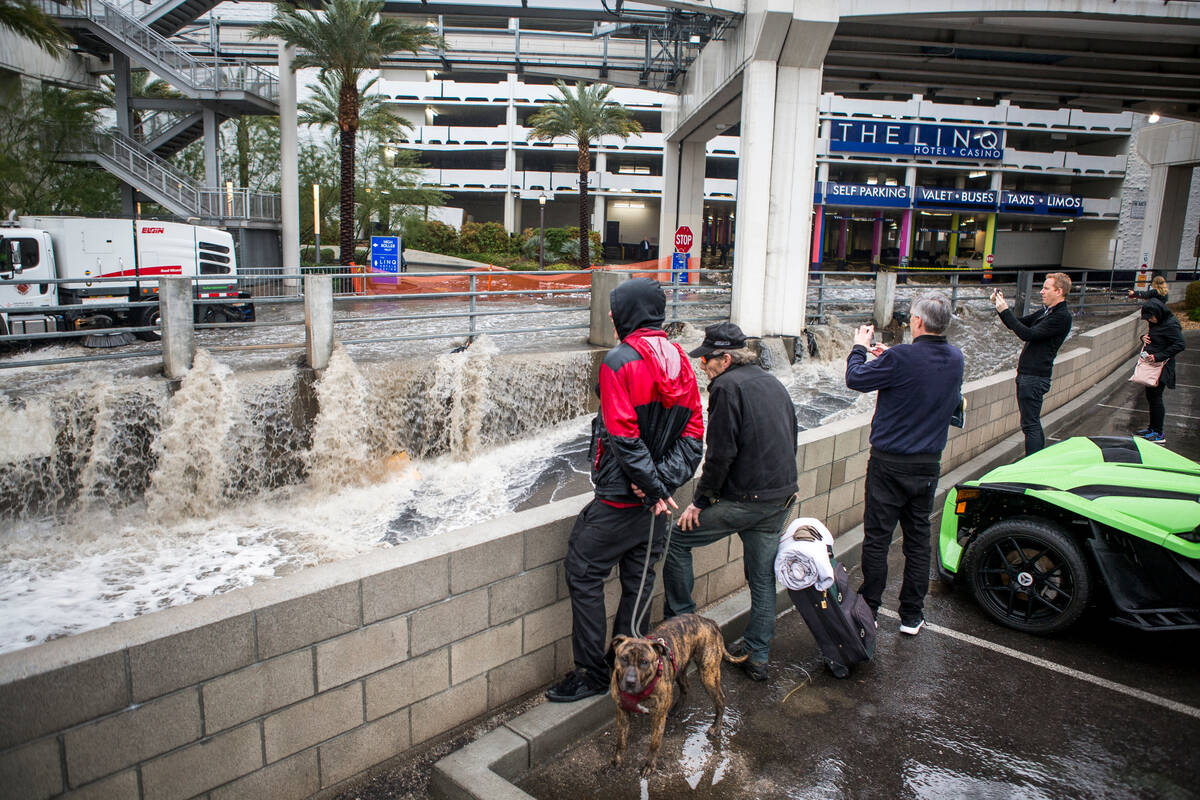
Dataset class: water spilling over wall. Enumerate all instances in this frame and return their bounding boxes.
[0,338,596,523]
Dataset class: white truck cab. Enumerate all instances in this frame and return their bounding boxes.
[0,217,252,339]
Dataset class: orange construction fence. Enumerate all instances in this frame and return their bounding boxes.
[359,257,697,297]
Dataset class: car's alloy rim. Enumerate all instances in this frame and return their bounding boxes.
[976,536,1076,623]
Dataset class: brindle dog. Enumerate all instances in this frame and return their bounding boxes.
[609,613,749,776]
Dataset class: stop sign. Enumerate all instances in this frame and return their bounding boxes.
[674,226,693,253]
[985,254,995,264]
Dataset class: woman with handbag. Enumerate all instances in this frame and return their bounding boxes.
[1135,298,1186,444]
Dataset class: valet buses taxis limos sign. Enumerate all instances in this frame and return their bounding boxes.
[830,121,1003,160]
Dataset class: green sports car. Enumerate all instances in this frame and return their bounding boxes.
[938,436,1200,634]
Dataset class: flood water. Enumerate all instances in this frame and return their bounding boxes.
[0,289,1128,654]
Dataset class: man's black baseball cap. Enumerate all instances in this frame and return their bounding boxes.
[689,322,747,358]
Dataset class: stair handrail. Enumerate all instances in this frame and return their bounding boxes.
[38,0,278,101]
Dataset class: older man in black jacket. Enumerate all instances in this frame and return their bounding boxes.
[662,322,798,681]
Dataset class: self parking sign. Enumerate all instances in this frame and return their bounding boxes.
[371,236,400,273]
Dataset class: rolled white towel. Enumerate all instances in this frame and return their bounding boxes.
[774,517,835,591]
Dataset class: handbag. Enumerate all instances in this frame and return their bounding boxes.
[1129,350,1164,387]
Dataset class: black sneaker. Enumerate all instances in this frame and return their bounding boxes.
[826,660,850,679]
[899,615,926,636]
[546,671,606,703]
[1134,427,1153,437]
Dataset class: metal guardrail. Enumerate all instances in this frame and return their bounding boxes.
[39,0,278,101]
[0,269,733,370]
[805,268,1146,324]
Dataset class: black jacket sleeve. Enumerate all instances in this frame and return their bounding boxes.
[693,382,739,508]
[999,306,1071,343]
[1147,319,1186,362]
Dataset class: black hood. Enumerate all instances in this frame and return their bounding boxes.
[610,277,665,339]
[1141,298,1174,323]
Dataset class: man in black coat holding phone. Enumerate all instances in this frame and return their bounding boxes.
[992,272,1073,456]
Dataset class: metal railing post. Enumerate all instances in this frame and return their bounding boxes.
[816,271,826,323]
[468,273,478,342]
[1078,271,1088,314]
[160,276,194,379]
[950,271,960,311]
[304,274,333,370]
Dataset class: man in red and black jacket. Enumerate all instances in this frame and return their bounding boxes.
[546,277,704,702]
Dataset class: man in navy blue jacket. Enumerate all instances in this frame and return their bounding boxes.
[846,292,964,635]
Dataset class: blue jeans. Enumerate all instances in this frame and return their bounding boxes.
[662,499,789,664]
[1016,375,1053,456]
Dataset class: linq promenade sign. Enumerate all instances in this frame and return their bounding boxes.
[831,121,1004,160]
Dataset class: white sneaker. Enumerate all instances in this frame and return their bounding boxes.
[899,616,926,635]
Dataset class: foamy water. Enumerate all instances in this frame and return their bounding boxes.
[0,302,1121,653]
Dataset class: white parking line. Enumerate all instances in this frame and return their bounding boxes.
[877,608,1200,720]
[1096,403,1200,420]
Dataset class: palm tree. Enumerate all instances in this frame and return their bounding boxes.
[299,73,406,143]
[526,80,642,268]
[253,0,438,266]
[0,0,72,56]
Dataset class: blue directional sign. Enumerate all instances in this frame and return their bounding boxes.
[370,236,401,273]
[914,187,998,209]
[671,252,690,283]
[1000,191,1083,216]
[824,183,912,208]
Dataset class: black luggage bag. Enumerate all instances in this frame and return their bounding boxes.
[788,556,876,678]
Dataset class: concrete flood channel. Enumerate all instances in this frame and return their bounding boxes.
[435,333,1200,800]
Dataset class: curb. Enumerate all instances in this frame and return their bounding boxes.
[430,350,1140,800]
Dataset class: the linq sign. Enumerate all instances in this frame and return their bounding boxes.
[831,121,1003,160]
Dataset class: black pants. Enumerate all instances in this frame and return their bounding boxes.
[1016,375,1053,456]
[860,456,939,620]
[564,500,667,686]
[1146,383,1166,433]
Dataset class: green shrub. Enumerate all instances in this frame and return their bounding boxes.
[1186,281,1200,310]
[518,226,604,266]
[1189,307,1200,322]
[403,219,459,254]
[459,221,514,255]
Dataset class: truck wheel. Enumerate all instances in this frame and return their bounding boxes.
[136,305,161,341]
[963,517,1091,635]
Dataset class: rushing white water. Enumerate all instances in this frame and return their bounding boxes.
[0,301,1121,654]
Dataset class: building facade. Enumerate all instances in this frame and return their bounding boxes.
[380,71,1200,276]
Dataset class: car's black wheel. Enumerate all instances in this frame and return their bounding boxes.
[963,517,1091,635]
[135,304,161,341]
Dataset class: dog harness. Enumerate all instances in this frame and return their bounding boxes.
[617,639,677,714]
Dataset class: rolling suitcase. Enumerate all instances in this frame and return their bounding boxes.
[788,554,876,678]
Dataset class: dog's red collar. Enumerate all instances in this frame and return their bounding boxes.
[617,639,676,714]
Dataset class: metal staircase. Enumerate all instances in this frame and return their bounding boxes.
[139,0,225,37]
[39,0,278,111]
[38,0,281,225]
[65,130,280,225]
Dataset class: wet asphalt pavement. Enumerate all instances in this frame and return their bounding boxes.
[518,331,1200,800]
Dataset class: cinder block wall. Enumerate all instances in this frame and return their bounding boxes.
[0,313,1142,800]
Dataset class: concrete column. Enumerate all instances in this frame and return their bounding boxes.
[899,165,917,267]
[871,215,883,265]
[983,212,997,274]
[589,269,628,347]
[504,77,518,234]
[1142,164,1192,276]
[278,44,300,290]
[836,218,848,261]
[304,275,334,370]
[658,140,706,268]
[592,194,606,237]
[730,60,777,335]
[874,270,897,328]
[112,52,136,216]
[160,277,194,379]
[761,64,822,336]
[202,107,221,189]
